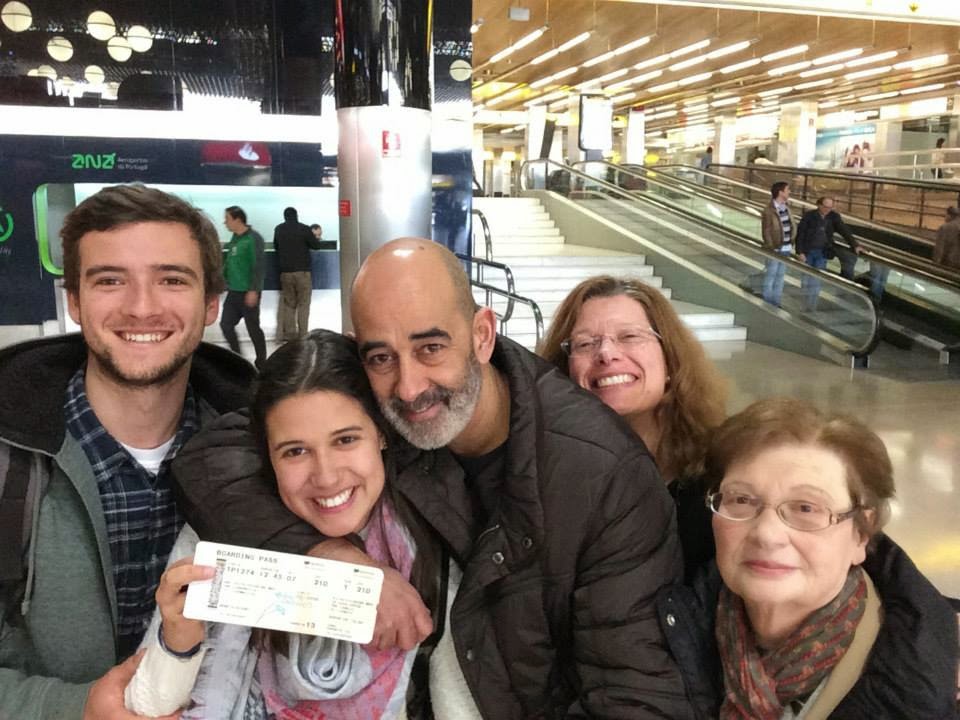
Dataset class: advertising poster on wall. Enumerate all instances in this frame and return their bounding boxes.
[815,124,877,170]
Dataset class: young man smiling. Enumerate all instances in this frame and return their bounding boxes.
[0,185,255,719]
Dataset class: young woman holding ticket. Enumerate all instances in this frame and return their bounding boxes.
[124,329,438,718]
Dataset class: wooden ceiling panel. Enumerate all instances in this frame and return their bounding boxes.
[472,0,960,128]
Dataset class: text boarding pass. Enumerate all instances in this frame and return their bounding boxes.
[183,541,383,644]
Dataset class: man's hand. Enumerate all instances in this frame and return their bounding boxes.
[83,651,181,720]
[244,290,259,308]
[308,538,433,651]
[797,253,806,262]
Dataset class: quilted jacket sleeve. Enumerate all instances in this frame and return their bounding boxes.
[565,448,694,719]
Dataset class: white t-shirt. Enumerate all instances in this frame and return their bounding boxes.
[120,436,176,475]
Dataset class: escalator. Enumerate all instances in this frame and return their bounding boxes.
[658,162,960,251]
[521,159,958,375]
[590,161,960,369]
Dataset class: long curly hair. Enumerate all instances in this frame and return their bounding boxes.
[539,275,727,482]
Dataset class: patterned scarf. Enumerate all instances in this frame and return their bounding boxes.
[716,567,867,720]
[258,497,416,720]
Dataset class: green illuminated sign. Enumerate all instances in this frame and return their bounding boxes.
[71,153,116,170]
[0,210,12,243]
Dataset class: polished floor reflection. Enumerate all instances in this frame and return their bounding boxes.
[713,341,960,599]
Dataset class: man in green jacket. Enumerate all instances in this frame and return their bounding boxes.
[0,185,255,719]
[220,205,267,370]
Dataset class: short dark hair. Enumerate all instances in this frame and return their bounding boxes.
[947,206,959,218]
[770,181,789,199]
[284,207,298,222]
[816,196,835,207]
[309,223,321,231]
[61,184,224,298]
[706,146,713,153]
[705,397,894,541]
[225,205,247,224]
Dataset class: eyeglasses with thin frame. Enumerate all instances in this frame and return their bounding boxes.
[706,491,860,532]
[560,326,662,357]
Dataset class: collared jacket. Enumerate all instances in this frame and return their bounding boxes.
[0,334,254,720]
[173,336,693,719]
[273,219,324,273]
[761,201,791,251]
[795,208,859,256]
[656,534,959,719]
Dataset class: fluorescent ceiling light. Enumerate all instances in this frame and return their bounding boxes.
[615,36,653,55]
[758,86,793,97]
[669,55,706,72]
[684,95,709,105]
[530,65,578,89]
[593,68,629,85]
[859,91,899,102]
[635,53,671,70]
[532,31,591,64]
[844,50,898,68]
[611,92,636,103]
[649,109,678,120]
[525,89,568,106]
[685,103,709,113]
[678,71,713,86]
[720,58,761,74]
[794,78,834,90]
[610,69,663,90]
[762,45,808,63]
[812,48,862,65]
[711,95,741,107]
[844,65,891,80]
[648,80,679,93]
[583,50,615,67]
[768,60,811,76]
[892,54,947,71]
[671,39,711,58]
[900,83,945,95]
[486,87,525,105]
[819,99,840,108]
[798,63,844,78]
[489,27,547,64]
[706,40,751,60]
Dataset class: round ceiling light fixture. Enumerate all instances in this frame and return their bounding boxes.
[107,34,132,62]
[46,35,74,62]
[450,59,472,82]
[86,10,115,41]
[36,64,57,80]
[1,1,32,32]
[126,24,153,52]
[84,64,105,84]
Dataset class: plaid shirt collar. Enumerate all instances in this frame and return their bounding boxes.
[64,366,199,479]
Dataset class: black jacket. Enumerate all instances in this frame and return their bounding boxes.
[172,336,693,719]
[273,220,323,273]
[657,534,959,719]
[795,208,858,256]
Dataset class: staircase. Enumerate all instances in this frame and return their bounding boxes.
[471,197,747,354]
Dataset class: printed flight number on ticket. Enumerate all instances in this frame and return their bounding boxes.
[183,541,384,644]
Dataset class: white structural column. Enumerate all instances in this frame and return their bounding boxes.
[472,127,485,190]
[566,94,584,163]
[624,107,646,164]
[778,101,818,168]
[526,104,548,159]
[714,115,737,165]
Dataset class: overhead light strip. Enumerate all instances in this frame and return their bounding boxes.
[761,44,808,63]
[531,31,591,65]
[582,34,652,67]
[812,48,863,65]
[489,26,548,64]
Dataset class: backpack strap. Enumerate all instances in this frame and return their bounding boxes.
[0,444,35,583]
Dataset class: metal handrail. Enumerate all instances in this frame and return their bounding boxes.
[521,158,881,358]
[703,162,960,191]
[584,160,960,290]
[470,208,493,261]
[456,252,544,346]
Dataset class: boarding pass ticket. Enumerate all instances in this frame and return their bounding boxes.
[183,541,384,644]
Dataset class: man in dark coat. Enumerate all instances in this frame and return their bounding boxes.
[795,196,861,310]
[175,238,693,719]
[273,206,323,340]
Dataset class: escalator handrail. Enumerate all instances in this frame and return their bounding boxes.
[586,160,960,291]
[470,208,494,262]
[521,158,881,357]
[695,162,960,192]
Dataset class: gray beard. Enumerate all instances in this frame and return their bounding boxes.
[380,353,482,450]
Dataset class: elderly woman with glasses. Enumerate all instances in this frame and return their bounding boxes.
[659,397,958,720]
[539,275,727,578]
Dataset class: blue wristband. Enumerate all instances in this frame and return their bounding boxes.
[157,623,203,659]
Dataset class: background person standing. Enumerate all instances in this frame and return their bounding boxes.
[760,181,793,308]
[795,196,861,311]
[933,206,960,271]
[221,205,267,370]
[274,207,323,341]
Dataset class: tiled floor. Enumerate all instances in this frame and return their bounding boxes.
[713,342,960,599]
